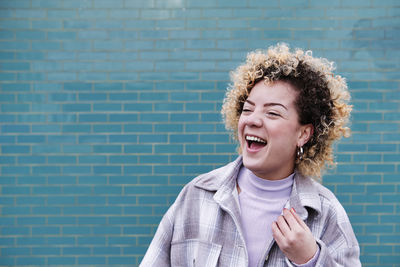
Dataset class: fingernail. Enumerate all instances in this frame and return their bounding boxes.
[291,208,296,213]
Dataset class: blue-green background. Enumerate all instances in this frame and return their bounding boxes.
[1,0,399,266]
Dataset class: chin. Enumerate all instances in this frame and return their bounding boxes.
[242,154,265,173]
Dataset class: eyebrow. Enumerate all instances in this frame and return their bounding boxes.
[245,99,288,110]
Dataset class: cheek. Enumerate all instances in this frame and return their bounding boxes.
[270,123,296,142]
[237,117,246,143]
[237,116,245,132]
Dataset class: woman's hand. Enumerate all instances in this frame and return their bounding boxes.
[271,208,318,265]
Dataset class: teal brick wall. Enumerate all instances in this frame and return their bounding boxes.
[1,0,399,266]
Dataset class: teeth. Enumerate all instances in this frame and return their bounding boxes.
[245,135,266,144]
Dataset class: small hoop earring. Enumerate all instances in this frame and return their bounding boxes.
[297,146,304,160]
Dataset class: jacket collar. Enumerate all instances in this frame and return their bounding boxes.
[286,171,322,220]
[194,156,243,192]
[194,156,322,219]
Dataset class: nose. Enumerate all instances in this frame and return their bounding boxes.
[245,111,263,127]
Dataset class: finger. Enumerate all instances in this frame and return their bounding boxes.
[290,208,308,229]
[271,221,285,244]
[276,214,291,236]
[282,208,301,231]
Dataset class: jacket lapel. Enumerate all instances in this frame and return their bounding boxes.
[286,172,322,221]
[194,156,243,224]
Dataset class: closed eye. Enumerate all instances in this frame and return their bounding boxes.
[267,112,280,117]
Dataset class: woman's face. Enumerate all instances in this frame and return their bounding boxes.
[238,80,312,180]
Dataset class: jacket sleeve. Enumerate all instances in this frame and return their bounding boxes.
[314,210,361,266]
[312,236,361,267]
[139,204,175,267]
[316,200,361,267]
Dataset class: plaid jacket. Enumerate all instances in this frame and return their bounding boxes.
[140,157,361,267]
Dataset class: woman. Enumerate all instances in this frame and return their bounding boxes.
[140,43,361,266]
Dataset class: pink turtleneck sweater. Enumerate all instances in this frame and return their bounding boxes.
[237,166,319,267]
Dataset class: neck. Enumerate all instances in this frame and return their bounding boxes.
[251,168,295,181]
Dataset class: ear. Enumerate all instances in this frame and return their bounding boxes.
[297,124,314,147]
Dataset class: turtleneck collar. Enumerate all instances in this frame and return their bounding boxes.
[237,166,294,201]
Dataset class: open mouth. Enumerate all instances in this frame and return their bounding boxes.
[245,135,267,150]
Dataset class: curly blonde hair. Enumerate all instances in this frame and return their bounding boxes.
[221,43,352,179]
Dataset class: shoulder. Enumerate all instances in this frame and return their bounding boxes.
[311,180,347,218]
[310,179,339,204]
[173,157,242,205]
[308,179,358,247]
[303,178,349,222]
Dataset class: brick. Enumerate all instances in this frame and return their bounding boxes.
[337,144,367,152]
[32,20,63,29]
[170,92,199,101]
[93,103,122,112]
[2,247,30,256]
[2,145,30,154]
[125,123,152,133]
[0,156,15,164]
[79,93,106,101]
[17,258,46,265]
[109,256,136,265]
[381,255,400,264]
[63,206,91,215]
[62,124,91,133]
[32,247,60,255]
[170,113,200,122]
[78,257,106,265]
[2,166,29,175]
[18,176,46,185]
[337,164,366,173]
[140,113,169,122]
[0,115,16,123]
[47,176,76,185]
[125,165,152,174]
[63,247,91,255]
[2,206,30,215]
[155,144,183,153]
[16,237,47,246]
[48,257,75,265]
[19,114,48,122]
[17,197,45,206]
[367,164,395,173]
[140,155,168,164]
[31,103,60,112]
[1,62,30,71]
[64,165,92,174]
[353,154,381,162]
[0,73,16,81]
[154,103,183,112]
[0,136,15,143]
[109,114,138,122]
[93,166,121,174]
[33,206,62,215]
[184,164,215,174]
[93,185,122,195]
[200,155,230,164]
[368,144,396,152]
[109,176,137,185]
[47,236,75,244]
[384,112,400,121]
[2,124,30,133]
[366,204,394,213]
[125,185,153,195]
[47,31,77,40]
